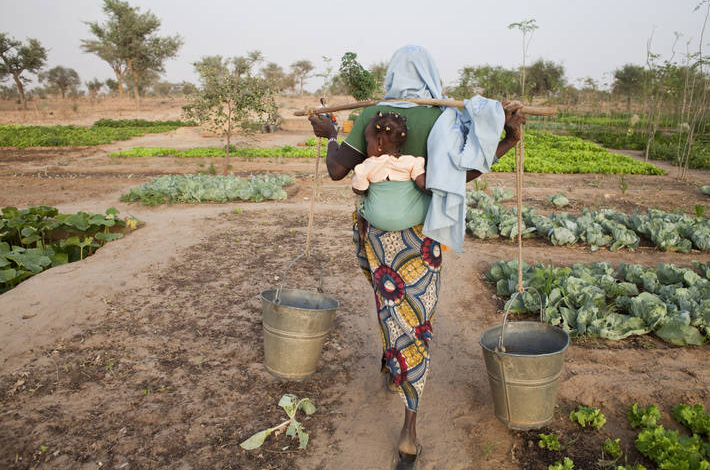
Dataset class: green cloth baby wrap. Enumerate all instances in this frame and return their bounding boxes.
[359,180,431,231]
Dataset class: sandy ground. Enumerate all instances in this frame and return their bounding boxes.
[1,100,710,469]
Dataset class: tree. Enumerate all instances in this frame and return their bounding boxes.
[39,66,81,98]
[261,62,287,92]
[86,78,104,99]
[180,81,197,95]
[508,18,539,100]
[152,81,174,96]
[526,59,565,97]
[194,55,229,78]
[339,52,377,101]
[183,62,277,175]
[369,61,388,95]
[448,65,518,100]
[290,60,314,95]
[0,33,47,109]
[81,35,127,98]
[83,0,182,110]
[105,78,119,95]
[612,64,646,111]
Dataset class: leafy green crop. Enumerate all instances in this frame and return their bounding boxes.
[673,404,710,438]
[491,131,665,175]
[538,433,562,451]
[548,457,574,470]
[111,145,321,159]
[604,438,623,459]
[120,174,295,206]
[240,394,316,450]
[467,188,710,252]
[93,118,197,128]
[628,403,662,429]
[570,405,606,430]
[627,402,710,469]
[487,259,710,344]
[0,124,179,148]
[702,186,710,196]
[1,206,129,293]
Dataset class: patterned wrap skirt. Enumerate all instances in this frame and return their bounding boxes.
[353,215,442,411]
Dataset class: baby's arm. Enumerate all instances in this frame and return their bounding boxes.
[352,159,371,194]
[411,157,429,193]
[414,172,427,191]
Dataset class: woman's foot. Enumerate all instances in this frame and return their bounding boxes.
[395,444,421,470]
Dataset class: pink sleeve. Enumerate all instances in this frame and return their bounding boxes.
[352,160,371,191]
[410,156,426,179]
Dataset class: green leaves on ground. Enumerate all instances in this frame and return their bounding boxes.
[604,438,623,459]
[111,145,320,159]
[0,120,193,148]
[538,433,562,451]
[487,259,710,344]
[467,188,710,252]
[673,404,710,438]
[570,406,606,430]
[240,394,316,451]
[548,457,574,470]
[1,206,127,293]
[492,131,665,175]
[120,174,295,206]
[628,403,661,429]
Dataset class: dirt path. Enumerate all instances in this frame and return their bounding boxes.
[1,128,710,469]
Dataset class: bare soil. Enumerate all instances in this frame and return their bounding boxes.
[1,98,709,470]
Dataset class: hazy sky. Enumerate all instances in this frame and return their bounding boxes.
[1,0,706,91]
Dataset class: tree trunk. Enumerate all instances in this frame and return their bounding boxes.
[12,73,26,110]
[224,104,232,175]
[127,58,140,111]
[299,77,304,96]
[113,68,124,98]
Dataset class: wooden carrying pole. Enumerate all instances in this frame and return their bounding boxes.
[294,98,556,117]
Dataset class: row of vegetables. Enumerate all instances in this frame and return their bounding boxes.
[540,402,710,469]
[1,206,138,293]
[0,119,196,148]
[119,174,296,206]
[108,131,665,175]
[466,189,710,252]
[487,259,710,345]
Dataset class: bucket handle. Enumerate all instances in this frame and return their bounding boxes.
[274,253,324,304]
[497,287,544,353]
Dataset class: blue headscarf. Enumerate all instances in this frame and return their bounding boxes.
[383,45,443,103]
[378,45,505,253]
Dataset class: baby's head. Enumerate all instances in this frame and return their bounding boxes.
[365,111,408,157]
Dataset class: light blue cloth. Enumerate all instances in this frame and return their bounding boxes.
[383,45,443,102]
[423,97,505,253]
[373,45,505,252]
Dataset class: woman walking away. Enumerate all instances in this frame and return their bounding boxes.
[309,45,526,469]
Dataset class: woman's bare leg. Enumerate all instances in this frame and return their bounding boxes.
[398,408,417,455]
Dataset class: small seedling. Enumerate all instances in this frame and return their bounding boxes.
[474,179,489,191]
[695,205,706,218]
[548,457,574,470]
[482,440,500,459]
[619,176,628,194]
[603,438,622,459]
[627,403,661,429]
[240,394,316,450]
[570,405,606,430]
[538,432,561,451]
[233,208,243,214]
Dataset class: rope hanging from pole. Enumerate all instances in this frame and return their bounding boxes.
[515,126,526,294]
[304,137,321,258]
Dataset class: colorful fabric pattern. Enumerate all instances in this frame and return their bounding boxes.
[353,213,442,411]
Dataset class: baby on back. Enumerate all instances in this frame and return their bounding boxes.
[352,111,426,194]
[353,111,431,239]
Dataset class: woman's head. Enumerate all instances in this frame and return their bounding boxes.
[384,45,442,101]
[365,111,408,157]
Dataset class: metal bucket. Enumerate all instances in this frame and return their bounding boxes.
[260,255,339,381]
[479,290,569,430]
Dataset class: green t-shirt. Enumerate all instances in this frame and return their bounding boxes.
[344,105,443,160]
